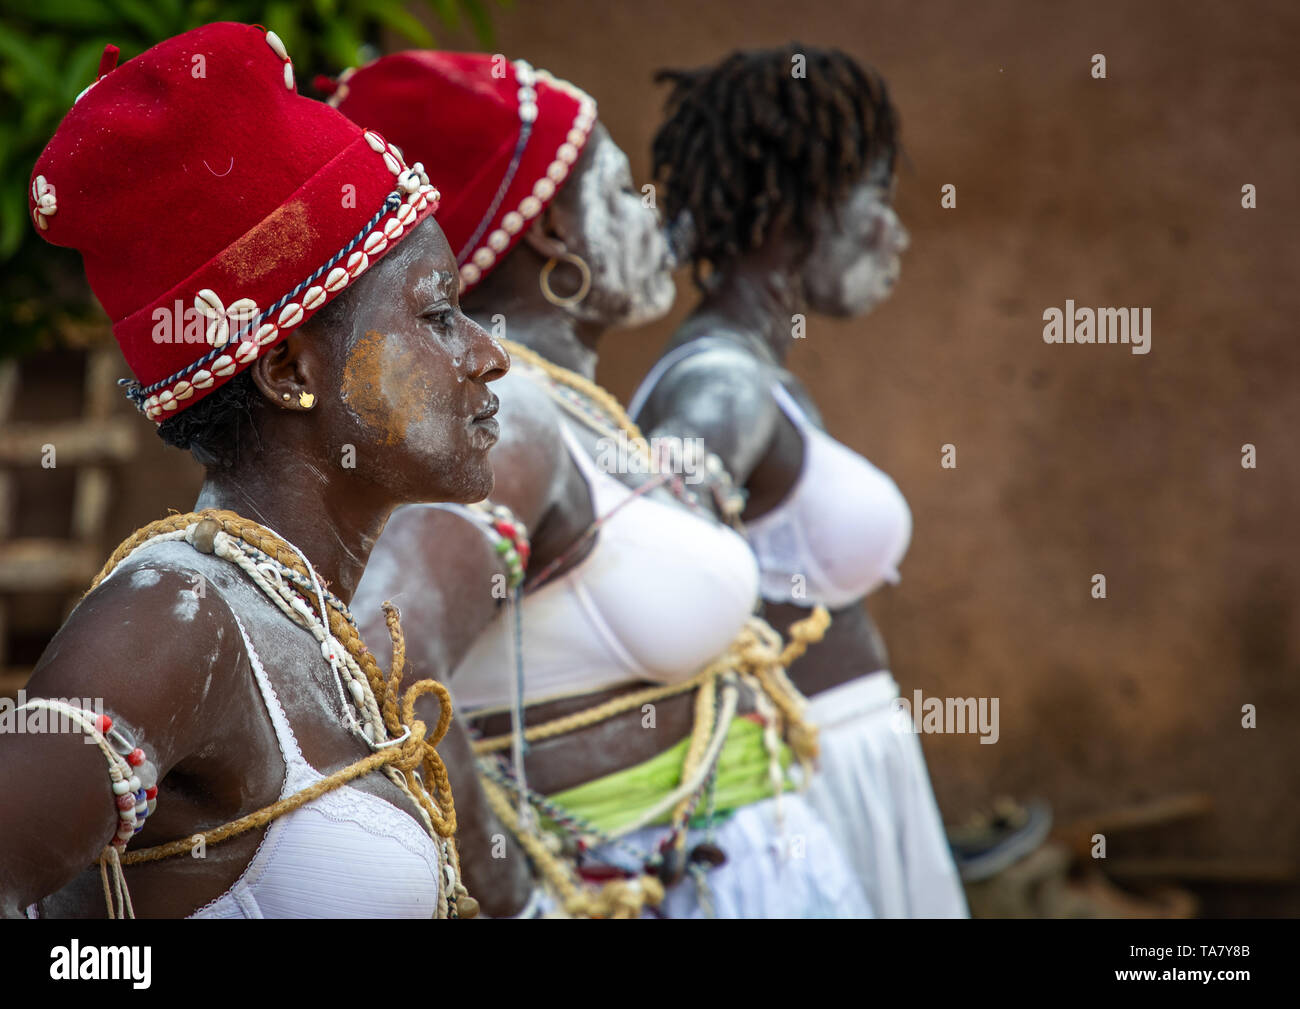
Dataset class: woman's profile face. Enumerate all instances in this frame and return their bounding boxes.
[333,218,509,504]
[550,123,676,327]
[802,159,909,318]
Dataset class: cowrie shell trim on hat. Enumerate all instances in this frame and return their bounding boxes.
[455,62,597,293]
[131,183,438,421]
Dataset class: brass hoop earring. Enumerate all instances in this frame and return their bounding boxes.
[539,252,592,309]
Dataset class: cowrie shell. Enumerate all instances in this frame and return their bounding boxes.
[278,303,304,328]
[383,217,404,240]
[534,177,556,200]
[472,247,495,270]
[364,131,386,153]
[226,298,260,325]
[302,286,326,311]
[212,355,236,377]
[346,251,369,277]
[363,232,387,255]
[195,289,224,319]
[502,211,524,235]
[265,30,289,61]
[283,62,295,91]
[254,323,279,346]
[382,152,401,175]
[173,381,194,401]
[235,339,259,364]
[324,267,349,292]
[192,370,214,389]
[487,229,509,252]
[206,316,230,348]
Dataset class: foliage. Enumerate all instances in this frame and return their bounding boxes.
[0,0,506,356]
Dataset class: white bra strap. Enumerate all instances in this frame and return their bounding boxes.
[626,335,746,420]
[768,381,811,429]
[556,420,612,493]
[231,612,310,781]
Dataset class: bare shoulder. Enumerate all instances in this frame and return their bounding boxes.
[638,333,782,481]
[27,542,249,760]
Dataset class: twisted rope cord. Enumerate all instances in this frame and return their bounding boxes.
[500,338,647,445]
[473,609,823,918]
[478,770,665,919]
[87,510,460,877]
[472,607,829,758]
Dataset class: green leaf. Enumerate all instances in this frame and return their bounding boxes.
[426,0,461,32]
[356,0,435,47]
[459,0,496,47]
[1,176,30,259]
[12,0,118,31]
[0,25,62,95]
[63,38,110,105]
[104,0,168,38]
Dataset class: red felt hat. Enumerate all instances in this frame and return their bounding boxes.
[333,51,596,295]
[29,22,442,422]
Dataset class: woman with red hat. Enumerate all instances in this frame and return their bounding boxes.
[339,52,870,918]
[0,22,510,919]
[630,46,968,917]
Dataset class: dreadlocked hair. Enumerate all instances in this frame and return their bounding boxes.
[652,44,899,286]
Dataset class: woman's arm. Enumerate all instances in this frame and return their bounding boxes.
[0,565,244,917]
[636,345,781,490]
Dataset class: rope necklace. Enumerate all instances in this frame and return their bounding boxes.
[500,338,747,522]
[76,508,475,919]
[501,338,708,510]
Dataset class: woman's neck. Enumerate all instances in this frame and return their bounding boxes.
[194,443,393,605]
[466,263,605,379]
[692,258,805,366]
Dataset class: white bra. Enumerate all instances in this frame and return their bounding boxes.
[191,614,444,918]
[449,421,760,712]
[630,338,911,609]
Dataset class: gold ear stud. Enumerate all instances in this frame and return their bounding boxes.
[298,391,316,409]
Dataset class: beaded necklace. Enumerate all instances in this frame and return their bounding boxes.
[56,509,473,919]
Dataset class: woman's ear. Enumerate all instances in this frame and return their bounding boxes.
[249,327,324,411]
[521,205,570,261]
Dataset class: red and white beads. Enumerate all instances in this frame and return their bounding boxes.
[458,61,597,292]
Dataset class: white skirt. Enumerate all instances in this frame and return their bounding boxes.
[802,671,969,918]
[589,792,873,918]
